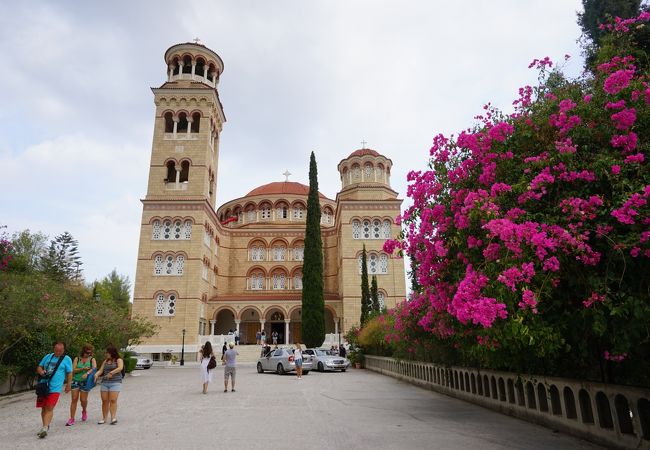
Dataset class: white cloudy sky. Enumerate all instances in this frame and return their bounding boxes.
[0,0,584,288]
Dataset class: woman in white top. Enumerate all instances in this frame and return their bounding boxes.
[294,342,303,379]
[200,342,215,394]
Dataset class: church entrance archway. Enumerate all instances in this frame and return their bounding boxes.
[215,309,236,335]
[240,307,262,344]
[289,307,302,344]
[265,308,287,344]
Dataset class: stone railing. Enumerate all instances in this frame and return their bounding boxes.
[365,355,650,450]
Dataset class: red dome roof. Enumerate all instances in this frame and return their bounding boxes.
[349,148,380,157]
[246,181,327,198]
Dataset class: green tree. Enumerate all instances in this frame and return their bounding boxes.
[577,0,645,67]
[8,229,48,273]
[41,232,83,282]
[301,152,325,348]
[96,269,131,310]
[360,245,370,325]
[370,275,379,315]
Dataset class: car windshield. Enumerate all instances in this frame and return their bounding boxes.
[315,349,332,356]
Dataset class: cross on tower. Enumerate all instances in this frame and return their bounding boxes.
[361,140,367,149]
[283,170,291,182]
[193,37,201,44]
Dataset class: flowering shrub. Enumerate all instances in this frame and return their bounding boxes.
[384,14,649,384]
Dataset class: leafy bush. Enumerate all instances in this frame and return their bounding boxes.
[384,13,650,385]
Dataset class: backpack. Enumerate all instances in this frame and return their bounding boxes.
[207,355,217,370]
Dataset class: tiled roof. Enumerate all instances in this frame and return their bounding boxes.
[246,181,326,198]
[349,148,380,157]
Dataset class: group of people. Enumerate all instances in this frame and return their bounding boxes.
[255,330,283,345]
[35,342,125,439]
[199,341,238,394]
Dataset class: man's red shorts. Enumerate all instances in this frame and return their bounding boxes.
[36,392,60,408]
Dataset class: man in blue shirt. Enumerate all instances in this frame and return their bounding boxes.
[35,341,72,439]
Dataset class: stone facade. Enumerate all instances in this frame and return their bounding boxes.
[131,42,406,358]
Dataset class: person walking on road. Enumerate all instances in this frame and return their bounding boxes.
[294,342,304,380]
[94,345,124,425]
[223,342,238,392]
[35,341,73,438]
[67,344,96,426]
[200,342,215,394]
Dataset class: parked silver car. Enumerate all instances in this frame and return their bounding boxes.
[133,354,153,369]
[303,348,349,372]
[256,348,312,375]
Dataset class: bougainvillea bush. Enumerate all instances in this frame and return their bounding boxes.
[384,14,650,385]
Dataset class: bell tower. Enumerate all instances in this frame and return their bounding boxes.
[132,42,226,358]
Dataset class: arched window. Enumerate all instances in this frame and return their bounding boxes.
[195,57,206,77]
[175,255,184,275]
[323,208,333,225]
[272,272,287,290]
[293,245,304,261]
[277,204,289,219]
[155,293,176,316]
[179,161,190,182]
[250,272,264,290]
[154,255,163,275]
[292,205,304,219]
[191,112,201,133]
[166,161,176,182]
[260,204,271,220]
[352,164,361,181]
[246,207,256,222]
[362,220,371,239]
[352,220,361,239]
[250,244,266,261]
[172,57,180,75]
[162,220,172,239]
[173,220,183,239]
[368,253,378,274]
[377,292,385,310]
[372,220,381,239]
[364,163,373,180]
[293,273,303,290]
[379,254,388,274]
[164,112,174,133]
[177,112,188,133]
[182,55,192,74]
[207,63,215,82]
[382,220,391,239]
[273,245,286,261]
[152,220,161,240]
[183,220,192,239]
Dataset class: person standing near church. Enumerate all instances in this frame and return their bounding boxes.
[223,342,238,392]
[94,345,124,425]
[66,344,96,426]
[294,342,304,380]
[35,341,73,439]
[200,342,215,394]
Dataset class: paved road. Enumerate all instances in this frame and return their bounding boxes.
[0,364,605,449]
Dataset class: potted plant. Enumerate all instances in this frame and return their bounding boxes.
[348,348,364,369]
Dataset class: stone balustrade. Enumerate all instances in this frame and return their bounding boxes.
[365,355,650,450]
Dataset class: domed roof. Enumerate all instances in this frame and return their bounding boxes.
[349,148,380,158]
[246,181,327,198]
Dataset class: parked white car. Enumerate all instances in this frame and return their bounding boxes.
[256,348,312,375]
[303,348,349,372]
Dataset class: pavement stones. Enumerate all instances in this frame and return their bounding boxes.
[0,364,606,449]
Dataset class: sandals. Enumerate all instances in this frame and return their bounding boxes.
[97,420,105,425]
[110,419,118,425]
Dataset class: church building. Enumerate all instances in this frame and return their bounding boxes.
[131,42,406,360]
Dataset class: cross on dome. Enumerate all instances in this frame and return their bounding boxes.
[193,37,201,44]
[361,140,367,149]
[283,170,291,182]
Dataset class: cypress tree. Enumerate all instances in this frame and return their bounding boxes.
[301,152,325,347]
[360,245,370,325]
[370,275,379,315]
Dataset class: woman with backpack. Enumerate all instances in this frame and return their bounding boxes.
[66,344,97,426]
[200,341,216,394]
[93,345,124,425]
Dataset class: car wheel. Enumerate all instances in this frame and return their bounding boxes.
[144,366,151,370]
[303,371,309,375]
[276,363,285,375]
[341,369,346,372]
[318,362,325,372]
[257,362,264,373]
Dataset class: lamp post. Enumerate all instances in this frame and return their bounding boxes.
[338,318,341,349]
[180,328,186,366]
